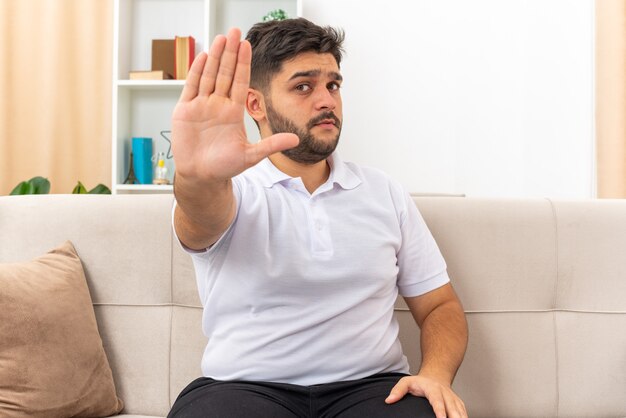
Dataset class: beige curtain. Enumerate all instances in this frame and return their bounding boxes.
[596,0,626,198]
[0,0,112,195]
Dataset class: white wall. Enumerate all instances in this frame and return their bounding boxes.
[302,0,595,197]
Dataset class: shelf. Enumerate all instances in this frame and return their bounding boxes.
[117,80,186,90]
[115,184,173,194]
[112,0,301,194]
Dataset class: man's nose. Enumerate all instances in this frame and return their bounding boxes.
[313,87,337,111]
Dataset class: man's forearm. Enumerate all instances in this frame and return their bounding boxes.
[387,291,469,415]
[418,299,468,385]
[173,173,236,251]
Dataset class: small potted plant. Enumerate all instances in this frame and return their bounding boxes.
[262,9,288,22]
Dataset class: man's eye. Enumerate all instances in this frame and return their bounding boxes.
[328,82,341,91]
[296,84,311,92]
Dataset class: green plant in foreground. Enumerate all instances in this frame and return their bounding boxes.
[71,181,111,194]
[10,176,50,195]
[9,176,111,195]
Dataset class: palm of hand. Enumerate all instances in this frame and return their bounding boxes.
[171,28,298,186]
[172,94,249,182]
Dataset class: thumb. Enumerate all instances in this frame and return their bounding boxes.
[385,379,409,404]
[245,133,299,166]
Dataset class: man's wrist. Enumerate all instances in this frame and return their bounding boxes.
[417,367,454,387]
[173,171,230,196]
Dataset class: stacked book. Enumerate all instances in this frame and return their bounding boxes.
[128,36,195,80]
[174,36,195,80]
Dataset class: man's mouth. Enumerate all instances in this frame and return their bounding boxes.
[309,113,340,129]
[316,119,337,128]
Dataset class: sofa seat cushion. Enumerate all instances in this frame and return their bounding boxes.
[0,241,124,417]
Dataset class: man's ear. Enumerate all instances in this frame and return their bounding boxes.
[246,88,266,123]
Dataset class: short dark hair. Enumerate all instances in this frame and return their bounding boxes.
[246,18,345,92]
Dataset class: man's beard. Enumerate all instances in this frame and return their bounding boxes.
[265,104,342,165]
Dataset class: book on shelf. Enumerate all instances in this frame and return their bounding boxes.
[129,70,173,80]
[175,36,195,80]
[152,39,176,79]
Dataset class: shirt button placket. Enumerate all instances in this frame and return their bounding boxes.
[310,196,332,256]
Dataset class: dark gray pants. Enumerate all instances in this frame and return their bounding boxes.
[168,373,436,418]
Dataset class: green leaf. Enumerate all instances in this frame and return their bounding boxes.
[72,181,88,194]
[29,176,50,194]
[88,184,112,194]
[262,8,287,21]
[10,181,34,195]
[9,177,50,195]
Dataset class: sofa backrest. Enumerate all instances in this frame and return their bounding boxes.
[1,195,198,416]
[1,195,625,417]
[408,197,626,417]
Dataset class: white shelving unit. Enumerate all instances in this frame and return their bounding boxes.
[112,0,302,194]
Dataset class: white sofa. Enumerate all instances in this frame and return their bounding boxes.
[1,194,625,417]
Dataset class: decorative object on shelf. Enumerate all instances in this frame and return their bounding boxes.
[153,152,169,185]
[124,152,138,184]
[160,130,173,159]
[152,39,176,80]
[9,177,111,195]
[175,36,195,80]
[132,137,153,184]
[129,70,173,80]
[262,9,288,21]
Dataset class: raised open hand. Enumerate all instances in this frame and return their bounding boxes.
[171,28,298,184]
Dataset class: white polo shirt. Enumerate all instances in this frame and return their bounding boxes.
[174,153,450,386]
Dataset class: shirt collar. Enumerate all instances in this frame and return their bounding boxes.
[327,153,362,190]
[254,153,362,190]
[255,157,292,188]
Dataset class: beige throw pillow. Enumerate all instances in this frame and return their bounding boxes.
[0,241,124,417]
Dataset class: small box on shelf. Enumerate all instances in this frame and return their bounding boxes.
[129,70,174,80]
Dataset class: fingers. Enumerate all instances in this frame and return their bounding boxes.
[179,52,208,102]
[214,28,243,97]
[179,28,248,102]
[428,391,447,418]
[385,378,409,404]
[429,391,467,418]
[230,40,251,105]
[424,386,468,418]
[244,133,299,167]
[198,34,227,96]
[443,391,467,418]
[385,376,468,418]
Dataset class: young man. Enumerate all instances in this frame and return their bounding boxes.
[169,18,468,418]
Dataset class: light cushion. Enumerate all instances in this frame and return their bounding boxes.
[0,241,123,417]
